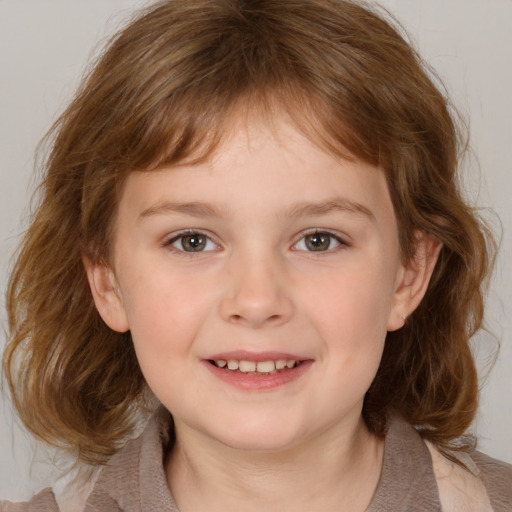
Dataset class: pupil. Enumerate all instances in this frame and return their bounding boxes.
[183,235,206,251]
[307,233,330,251]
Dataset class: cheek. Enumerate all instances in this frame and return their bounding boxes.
[306,261,396,340]
[118,266,216,367]
[300,257,396,382]
[120,272,218,409]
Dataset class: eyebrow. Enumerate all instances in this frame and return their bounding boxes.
[138,201,227,221]
[281,198,375,221]
[138,198,375,222]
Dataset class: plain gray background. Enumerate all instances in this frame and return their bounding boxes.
[1,0,511,501]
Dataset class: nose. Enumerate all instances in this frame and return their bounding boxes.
[219,252,294,328]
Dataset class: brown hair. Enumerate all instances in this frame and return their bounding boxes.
[3,0,494,464]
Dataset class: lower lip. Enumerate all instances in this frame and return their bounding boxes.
[202,360,313,391]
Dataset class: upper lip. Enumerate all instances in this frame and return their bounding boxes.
[206,350,309,362]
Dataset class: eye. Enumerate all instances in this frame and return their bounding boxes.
[293,232,343,252]
[167,232,218,252]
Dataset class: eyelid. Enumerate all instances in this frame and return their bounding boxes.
[291,229,349,252]
[163,229,221,252]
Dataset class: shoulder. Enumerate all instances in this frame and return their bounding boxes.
[1,488,58,512]
[0,407,171,512]
[427,442,512,512]
[378,415,511,512]
[1,466,100,512]
[471,449,512,511]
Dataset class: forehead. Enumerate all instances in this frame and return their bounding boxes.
[117,114,395,229]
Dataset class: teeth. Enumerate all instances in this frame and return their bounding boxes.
[214,359,299,373]
[239,360,256,372]
[256,360,275,373]
[227,360,239,370]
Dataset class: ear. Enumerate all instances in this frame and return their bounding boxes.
[83,257,130,333]
[387,230,442,331]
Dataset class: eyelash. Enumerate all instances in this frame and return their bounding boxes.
[163,230,220,254]
[163,229,348,255]
[292,230,348,253]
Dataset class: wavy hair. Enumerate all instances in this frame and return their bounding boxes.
[3,0,495,464]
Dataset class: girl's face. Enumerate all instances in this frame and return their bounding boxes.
[89,115,422,452]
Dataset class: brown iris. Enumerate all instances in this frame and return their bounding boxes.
[304,233,331,251]
[181,234,207,251]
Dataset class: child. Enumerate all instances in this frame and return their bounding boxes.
[2,0,511,510]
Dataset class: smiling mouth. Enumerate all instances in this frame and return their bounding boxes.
[208,359,302,375]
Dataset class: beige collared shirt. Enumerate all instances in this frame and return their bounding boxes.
[3,408,512,511]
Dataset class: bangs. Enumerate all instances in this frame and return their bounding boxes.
[137,85,364,173]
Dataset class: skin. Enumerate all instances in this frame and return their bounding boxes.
[87,113,440,511]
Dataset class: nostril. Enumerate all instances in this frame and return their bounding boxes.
[229,313,282,325]
[220,294,294,328]
[268,314,282,323]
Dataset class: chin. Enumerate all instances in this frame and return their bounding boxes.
[219,432,302,453]
[205,414,310,453]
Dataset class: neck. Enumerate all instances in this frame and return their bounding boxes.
[166,415,384,512]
